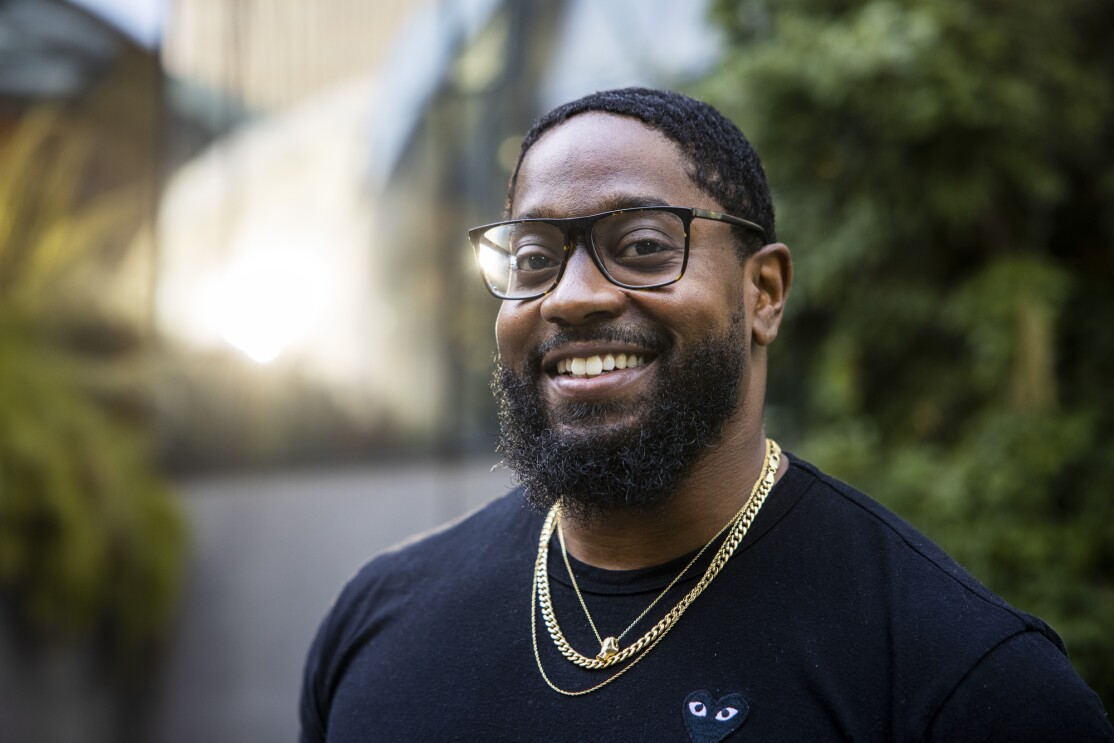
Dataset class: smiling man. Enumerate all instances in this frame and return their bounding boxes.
[300,89,1112,742]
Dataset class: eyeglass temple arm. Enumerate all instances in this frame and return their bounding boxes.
[691,208,766,238]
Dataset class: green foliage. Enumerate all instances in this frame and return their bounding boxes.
[0,107,185,658]
[700,0,1114,703]
[0,329,183,649]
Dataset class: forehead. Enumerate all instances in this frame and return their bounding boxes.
[511,112,715,219]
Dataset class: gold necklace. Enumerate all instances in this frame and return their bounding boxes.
[557,507,737,661]
[531,438,781,695]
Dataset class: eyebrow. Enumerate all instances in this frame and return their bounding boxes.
[515,194,671,221]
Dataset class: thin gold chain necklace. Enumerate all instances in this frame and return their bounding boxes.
[557,507,736,660]
[531,438,781,696]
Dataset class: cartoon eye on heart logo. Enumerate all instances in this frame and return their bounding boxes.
[682,690,750,743]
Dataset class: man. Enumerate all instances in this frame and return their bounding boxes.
[301,88,1112,741]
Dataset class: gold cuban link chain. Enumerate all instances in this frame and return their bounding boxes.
[531,438,781,691]
[557,480,750,661]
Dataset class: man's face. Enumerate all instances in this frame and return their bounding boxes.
[493,113,755,519]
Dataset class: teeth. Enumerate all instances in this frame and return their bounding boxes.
[557,353,645,377]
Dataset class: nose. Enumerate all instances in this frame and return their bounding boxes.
[539,243,626,326]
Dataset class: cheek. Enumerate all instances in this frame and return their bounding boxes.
[669,266,748,333]
[495,303,530,365]
[711,260,750,324]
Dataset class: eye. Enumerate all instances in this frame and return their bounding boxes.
[612,233,682,260]
[688,701,707,717]
[508,227,563,274]
[510,237,563,274]
[514,250,559,272]
[623,238,670,256]
[715,707,739,722]
[605,233,685,278]
[596,211,687,270]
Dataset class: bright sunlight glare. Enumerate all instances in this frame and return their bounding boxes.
[206,247,332,364]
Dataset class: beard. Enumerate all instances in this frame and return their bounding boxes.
[492,317,747,522]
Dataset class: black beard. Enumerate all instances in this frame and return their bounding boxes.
[492,320,747,522]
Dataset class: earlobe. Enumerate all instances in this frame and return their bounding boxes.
[750,243,792,347]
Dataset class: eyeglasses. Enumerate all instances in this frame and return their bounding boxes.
[468,206,766,300]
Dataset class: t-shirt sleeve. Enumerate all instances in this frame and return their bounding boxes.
[297,555,395,742]
[926,630,1114,742]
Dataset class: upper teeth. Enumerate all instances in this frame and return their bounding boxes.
[556,353,645,377]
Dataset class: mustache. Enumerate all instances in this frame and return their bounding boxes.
[528,325,673,368]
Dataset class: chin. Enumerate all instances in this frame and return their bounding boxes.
[545,396,647,427]
[494,319,748,523]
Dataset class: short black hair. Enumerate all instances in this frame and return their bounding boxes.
[505,87,776,252]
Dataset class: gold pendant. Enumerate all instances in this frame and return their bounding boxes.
[597,636,620,660]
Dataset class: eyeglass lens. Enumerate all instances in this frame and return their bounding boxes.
[475,209,687,298]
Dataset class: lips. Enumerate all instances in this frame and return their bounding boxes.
[528,325,670,408]
[556,352,648,377]
[539,341,659,404]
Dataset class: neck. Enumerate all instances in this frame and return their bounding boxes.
[559,412,786,571]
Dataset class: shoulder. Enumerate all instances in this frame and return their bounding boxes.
[782,455,1060,643]
[770,456,1113,736]
[299,488,539,739]
[926,631,1114,741]
[330,486,537,618]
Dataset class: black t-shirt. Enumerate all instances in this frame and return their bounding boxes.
[300,456,1112,741]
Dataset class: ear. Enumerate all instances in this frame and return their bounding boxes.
[749,243,792,347]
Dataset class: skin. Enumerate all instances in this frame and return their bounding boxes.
[497,112,793,570]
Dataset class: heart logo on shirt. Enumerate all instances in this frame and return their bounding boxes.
[682,690,749,743]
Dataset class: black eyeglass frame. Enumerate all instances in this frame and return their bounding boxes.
[468,206,767,301]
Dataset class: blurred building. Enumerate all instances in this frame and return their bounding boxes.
[0,0,722,470]
[151,0,723,470]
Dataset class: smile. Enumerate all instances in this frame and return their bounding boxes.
[555,353,648,378]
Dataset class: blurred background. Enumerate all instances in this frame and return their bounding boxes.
[0,0,1110,740]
